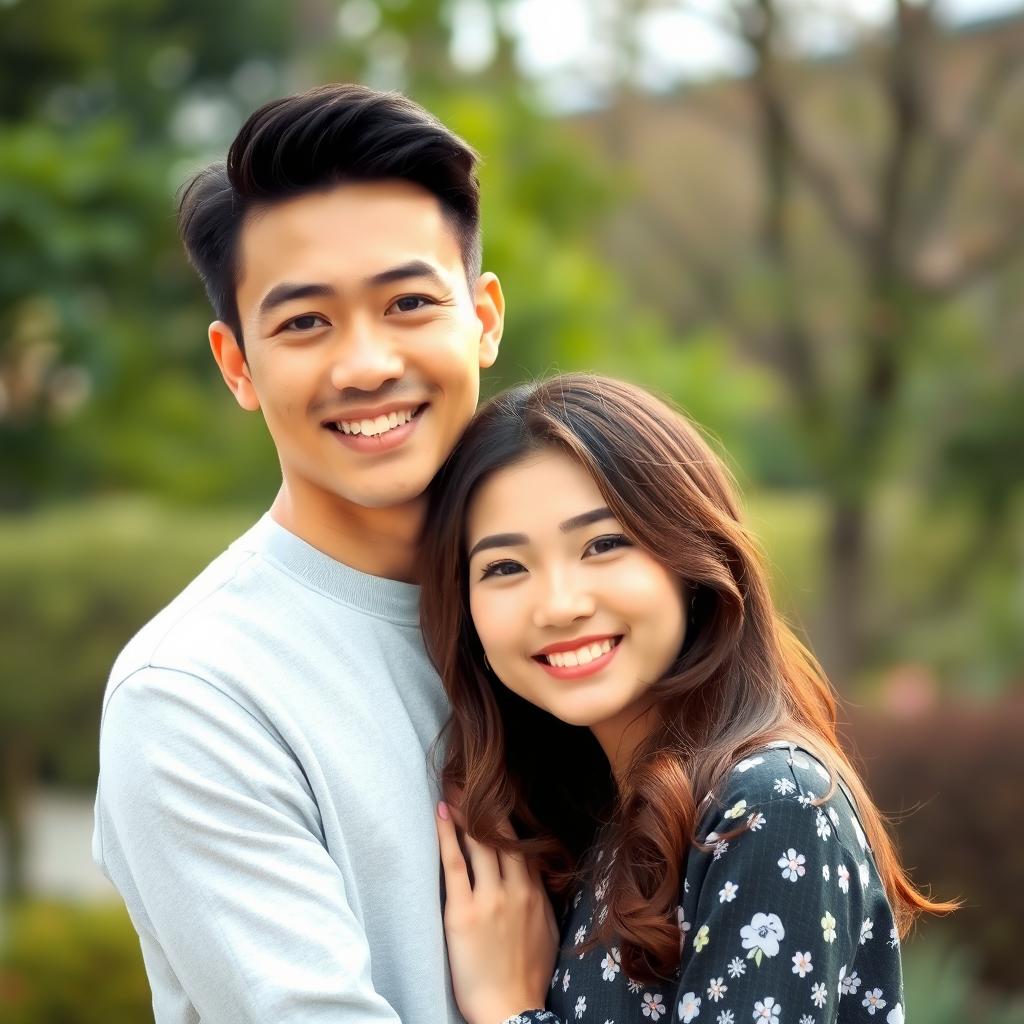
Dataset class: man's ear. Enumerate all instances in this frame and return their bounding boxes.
[474,272,504,369]
[209,321,260,411]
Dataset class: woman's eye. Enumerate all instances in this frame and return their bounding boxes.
[388,295,435,314]
[282,314,327,332]
[584,534,631,557]
[479,560,525,580]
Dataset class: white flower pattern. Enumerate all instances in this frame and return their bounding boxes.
[600,948,621,982]
[778,848,806,882]
[839,965,861,996]
[862,988,887,1015]
[791,951,813,978]
[641,992,665,1020]
[719,881,739,903]
[678,992,701,1022]
[740,913,785,965]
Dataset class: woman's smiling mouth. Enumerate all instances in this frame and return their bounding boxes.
[533,635,623,679]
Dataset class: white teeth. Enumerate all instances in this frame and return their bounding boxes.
[334,407,418,437]
[544,638,616,668]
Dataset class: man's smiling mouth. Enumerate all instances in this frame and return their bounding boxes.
[324,403,427,438]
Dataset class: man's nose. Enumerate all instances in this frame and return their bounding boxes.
[329,321,405,393]
[532,570,596,630]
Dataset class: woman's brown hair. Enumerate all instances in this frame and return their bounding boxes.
[419,373,954,982]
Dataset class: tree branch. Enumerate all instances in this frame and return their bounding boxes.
[632,204,766,352]
[739,0,876,250]
[911,47,1022,240]
[912,207,1024,296]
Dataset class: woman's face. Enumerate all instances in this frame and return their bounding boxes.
[465,449,687,739]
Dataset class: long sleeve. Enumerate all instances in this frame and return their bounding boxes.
[94,666,404,1023]
[672,792,871,1023]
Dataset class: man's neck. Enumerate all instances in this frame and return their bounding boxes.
[270,482,425,584]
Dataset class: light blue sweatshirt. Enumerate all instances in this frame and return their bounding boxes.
[92,514,461,1023]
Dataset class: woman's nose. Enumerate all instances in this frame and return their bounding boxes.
[531,572,596,629]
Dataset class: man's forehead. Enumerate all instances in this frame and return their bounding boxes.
[235,181,462,302]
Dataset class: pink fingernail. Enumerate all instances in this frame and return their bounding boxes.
[437,801,450,820]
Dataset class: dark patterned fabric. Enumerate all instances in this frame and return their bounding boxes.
[505,744,904,1024]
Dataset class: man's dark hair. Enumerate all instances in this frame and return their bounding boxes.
[177,84,482,349]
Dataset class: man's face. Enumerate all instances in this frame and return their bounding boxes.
[217,180,502,513]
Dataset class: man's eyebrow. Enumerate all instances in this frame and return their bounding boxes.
[467,533,528,561]
[257,282,337,321]
[255,262,446,323]
[364,260,447,290]
[467,509,615,561]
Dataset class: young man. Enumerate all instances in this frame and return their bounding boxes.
[92,84,504,1022]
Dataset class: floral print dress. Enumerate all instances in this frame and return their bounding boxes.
[504,743,905,1024]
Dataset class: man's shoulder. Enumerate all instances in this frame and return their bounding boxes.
[105,519,278,701]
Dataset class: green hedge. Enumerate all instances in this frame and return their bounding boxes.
[0,499,256,787]
[0,902,151,1023]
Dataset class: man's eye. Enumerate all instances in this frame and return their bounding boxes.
[584,534,631,557]
[283,314,327,332]
[479,560,524,580]
[388,295,434,314]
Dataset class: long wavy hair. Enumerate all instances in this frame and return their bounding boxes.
[419,373,954,982]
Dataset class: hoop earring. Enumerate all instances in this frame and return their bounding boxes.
[483,653,492,672]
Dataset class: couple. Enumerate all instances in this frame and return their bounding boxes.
[93,84,945,1024]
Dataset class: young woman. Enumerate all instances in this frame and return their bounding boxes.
[419,374,952,1024]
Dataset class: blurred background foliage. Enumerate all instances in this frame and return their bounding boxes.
[1,0,1021,1019]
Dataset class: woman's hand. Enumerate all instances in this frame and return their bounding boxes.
[436,801,559,1024]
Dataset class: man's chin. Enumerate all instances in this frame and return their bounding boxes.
[334,479,431,512]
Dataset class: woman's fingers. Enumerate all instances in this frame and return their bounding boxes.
[462,828,502,891]
[493,815,531,886]
[497,847,531,887]
[439,803,535,894]
[436,802,472,904]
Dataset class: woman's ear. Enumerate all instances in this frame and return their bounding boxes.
[209,321,259,411]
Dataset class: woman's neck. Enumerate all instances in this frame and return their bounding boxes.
[590,698,661,788]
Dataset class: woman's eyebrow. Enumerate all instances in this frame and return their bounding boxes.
[467,508,614,561]
[559,506,614,533]
[467,532,528,560]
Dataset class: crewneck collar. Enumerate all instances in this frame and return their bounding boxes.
[244,512,421,626]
